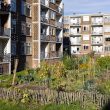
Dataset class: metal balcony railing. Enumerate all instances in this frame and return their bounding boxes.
[41,16,49,23]
[56,37,63,42]
[0,1,11,12]
[71,41,81,45]
[92,22,103,25]
[92,41,103,45]
[0,53,11,62]
[70,32,81,35]
[92,32,103,35]
[41,51,62,59]
[56,22,63,28]
[41,52,50,59]
[0,27,11,38]
[57,6,63,14]
[41,34,50,41]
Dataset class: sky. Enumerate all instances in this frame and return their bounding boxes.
[63,0,110,15]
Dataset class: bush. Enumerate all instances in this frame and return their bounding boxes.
[97,56,110,70]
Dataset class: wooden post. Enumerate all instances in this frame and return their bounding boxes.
[12,58,19,86]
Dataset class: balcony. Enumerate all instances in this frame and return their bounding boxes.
[70,32,81,36]
[41,52,49,59]
[0,27,11,39]
[0,53,11,63]
[56,37,63,42]
[41,34,50,41]
[92,41,103,45]
[56,22,63,28]
[92,32,103,35]
[41,51,62,59]
[41,34,56,42]
[91,22,103,25]
[0,1,11,13]
[41,0,49,7]
[71,40,81,46]
[56,5,63,14]
[92,48,103,54]
[41,16,49,24]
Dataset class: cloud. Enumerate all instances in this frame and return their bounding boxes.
[63,0,110,15]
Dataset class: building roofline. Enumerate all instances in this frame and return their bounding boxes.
[64,13,110,18]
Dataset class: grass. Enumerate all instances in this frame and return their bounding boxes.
[0,100,83,110]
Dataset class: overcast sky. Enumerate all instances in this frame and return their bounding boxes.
[63,0,110,15]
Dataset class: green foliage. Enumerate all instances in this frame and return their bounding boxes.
[62,55,78,70]
[0,100,81,110]
[0,99,98,110]
[0,75,13,87]
[97,56,110,70]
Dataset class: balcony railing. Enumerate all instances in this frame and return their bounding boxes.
[41,0,49,6]
[92,50,103,54]
[0,1,11,12]
[71,41,81,45]
[0,27,11,38]
[41,34,56,42]
[41,52,50,59]
[41,51,62,59]
[41,16,49,23]
[0,53,11,62]
[56,22,63,28]
[92,41,103,45]
[92,22,103,25]
[70,32,81,35]
[56,6,63,14]
[92,32,103,35]
[70,22,81,25]
[56,37,63,42]
[41,34,50,41]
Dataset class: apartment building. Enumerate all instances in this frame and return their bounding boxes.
[64,13,110,56]
[0,0,63,74]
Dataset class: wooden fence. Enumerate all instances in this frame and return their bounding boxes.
[0,88,109,109]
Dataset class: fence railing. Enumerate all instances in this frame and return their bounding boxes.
[0,88,109,109]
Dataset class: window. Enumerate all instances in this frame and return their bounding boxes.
[105,37,110,41]
[83,16,89,21]
[21,1,31,17]
[50,11,56,20]
[21,43,32,55]
[77,28,79,33]
[12,19,16,34]
[11,0,16,12]
[105,46,110,52]
[11,42,16,55]
[21,22,31,36]
[83,25,89,31]
[84,45,89,50]
[77,48,79,51]
[26,23,31,36]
